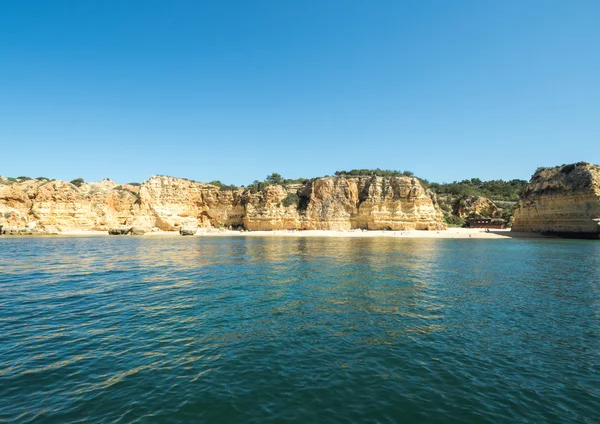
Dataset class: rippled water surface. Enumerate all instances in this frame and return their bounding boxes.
[1,236,599,423]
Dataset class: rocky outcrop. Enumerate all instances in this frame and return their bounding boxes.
[353,176,445,230]
[137,176,244,231]
[512,162,600,237]
[179,224,198,236]
[243,185,301,230]
[0,183,32,228]
[244,176,446,231]
[0,178,141,233]
[0,174,447,233]
[108,226,132,235]
[455,196,502,219]
[32,180,140,232]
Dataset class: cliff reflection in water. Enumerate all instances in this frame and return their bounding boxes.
[121,237,448,341]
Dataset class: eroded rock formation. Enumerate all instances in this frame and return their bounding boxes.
[454,196,502,219]
[0,174,446,233]
[512,162,600,237]
[244,176,446,230]
[137,176,245,231]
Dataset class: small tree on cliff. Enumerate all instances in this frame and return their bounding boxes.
[70,178,85,188]
[266,173,283,185]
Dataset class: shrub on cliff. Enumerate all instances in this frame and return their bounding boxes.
[246,180,270,194]
[70,178,85,187]
[283,178,307,185]
[430,178,527,202]
[334,169,414,178]
[113,185,140,201]
[444,214,465,227]
[209,180,240,191]
[266,173,307,186]
[266,173,283,185]
[282,193,299,207]
[501,204,517,226]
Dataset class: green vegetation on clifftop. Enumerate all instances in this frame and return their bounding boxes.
[429,178,527,202]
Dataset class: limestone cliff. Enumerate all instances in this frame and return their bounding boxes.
[0,178,141,232]
[512,162,600,237]
[454,196,502,219]
[0,175,446,233]
[243,176,445,230]
[243,185,301,230]
[135,176,244,231]
[355,177,445,230]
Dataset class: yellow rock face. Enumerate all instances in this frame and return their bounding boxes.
[243,185,301,230]
[354,177,446,230]
[512,162,600,236]
[455,196,502,219]
[0,175,447,232]
[0,183,32,227]
[33,180,140,232]
[244,176,446,231]
[137,176,245,231]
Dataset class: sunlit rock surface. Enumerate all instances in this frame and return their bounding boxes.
[0,175,446,233]
[512,162,600,237]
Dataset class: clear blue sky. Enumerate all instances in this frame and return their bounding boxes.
[1,0,599,185]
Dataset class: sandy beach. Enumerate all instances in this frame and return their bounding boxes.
[191,228,549,239]
[48,228,551,239]
[146,228,547,239]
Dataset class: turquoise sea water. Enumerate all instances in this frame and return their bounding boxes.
[0,236,599,423]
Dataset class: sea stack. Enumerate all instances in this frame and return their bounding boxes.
[512,162,600,238]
